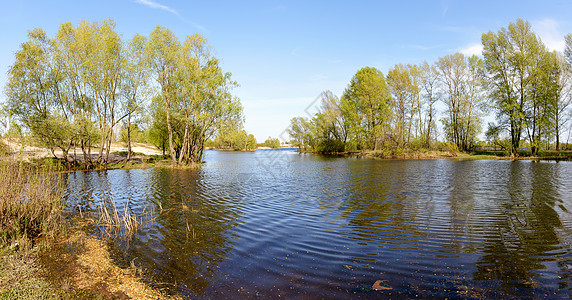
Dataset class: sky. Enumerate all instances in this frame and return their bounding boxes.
[1,0,572,142]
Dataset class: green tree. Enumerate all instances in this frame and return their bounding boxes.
[288,116,313,150]
[435,53,484,151]
[387,64,422,147]
[263,137,281,148]
[482,19,548,155]
[121,33,150,161]
[146,25,181,165]
[341,67,391,151]
[6,28,75,160]
[420,61,440,148]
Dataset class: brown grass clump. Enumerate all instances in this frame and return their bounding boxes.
[0,157,64,249]
[92,195,155,242]
[37,228,169,299]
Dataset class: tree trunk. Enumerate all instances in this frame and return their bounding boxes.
[126,113,132,162]
[165,102,177,166]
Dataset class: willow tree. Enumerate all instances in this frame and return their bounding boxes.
[174,34,242,164]
[341,67,391,151]
[147,27,241,165]
[482,19,548,155]
[122,34,149,161]
[5,28,75,159]
[146,25,181,165]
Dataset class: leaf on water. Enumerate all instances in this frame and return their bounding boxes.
[372,280,392,291]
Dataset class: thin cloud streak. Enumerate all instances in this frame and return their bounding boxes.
[134,0,179,16]
[134,0,208,32]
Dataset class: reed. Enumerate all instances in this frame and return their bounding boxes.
[94,197,152,240]
[0,156,64,249]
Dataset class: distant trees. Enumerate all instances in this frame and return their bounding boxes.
[263,137,281,149]
[288,18,572,155]
[5,20,244,167]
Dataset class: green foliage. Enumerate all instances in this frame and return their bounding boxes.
[435,53,485,151]
[213,129,257,151]
[119,123,145,144]
[342,67,391,150]
[482,18,556,155]
[147,26,242,165]
[263,137,281,148]
[4,20,243,167]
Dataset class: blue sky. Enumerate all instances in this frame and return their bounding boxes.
[1,0,572,142]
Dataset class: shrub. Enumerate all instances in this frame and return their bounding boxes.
[317,139,345,153]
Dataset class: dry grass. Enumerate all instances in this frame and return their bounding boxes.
[0,156,64,249]
[93,197,154,241]
[36,227,170,299]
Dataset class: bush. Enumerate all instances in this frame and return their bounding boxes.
[440,142,460,154]
[317,139,345,153]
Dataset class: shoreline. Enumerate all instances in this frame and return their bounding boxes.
[297,149,572,162]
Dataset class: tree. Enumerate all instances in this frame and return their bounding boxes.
[387,64,422,147]
[420,61,440,148]
[121,33,149,161]
[482,19,548,155]
[263,137,281,148]
[6,28,75,160]
[435,53,484,151]
[558,34,572,151]
[341,67,391,151]
[146,25,181,165]
[565,33,572,67]
[288,116,313,150]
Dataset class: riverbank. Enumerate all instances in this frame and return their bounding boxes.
[0,156,177,299]
[1,224,170,299]
[0,138,184,171]
[299,148,572,161]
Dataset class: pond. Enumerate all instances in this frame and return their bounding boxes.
[63,150,572,298]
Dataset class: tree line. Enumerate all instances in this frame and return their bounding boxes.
[3,20,243,167]
[289,19,572,156]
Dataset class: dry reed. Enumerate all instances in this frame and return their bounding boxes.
[0,156,64,249]
[95,197,152,240]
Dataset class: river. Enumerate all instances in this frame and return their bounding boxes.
[63,149,572,298]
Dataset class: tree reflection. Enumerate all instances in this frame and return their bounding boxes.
[64,167,242,297]
[122,168,242,297]
[473,161,572,296]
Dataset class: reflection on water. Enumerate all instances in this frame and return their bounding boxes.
[63,150,572,298]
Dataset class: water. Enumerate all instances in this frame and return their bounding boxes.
[63,150,572,298]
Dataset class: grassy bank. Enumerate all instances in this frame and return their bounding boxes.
[0,156,173,299]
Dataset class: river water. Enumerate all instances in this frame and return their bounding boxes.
[63,149,572,298]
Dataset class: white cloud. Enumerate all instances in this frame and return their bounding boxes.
[134,0,179,16]
[458,43,483,56]
[533,18,565,52]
